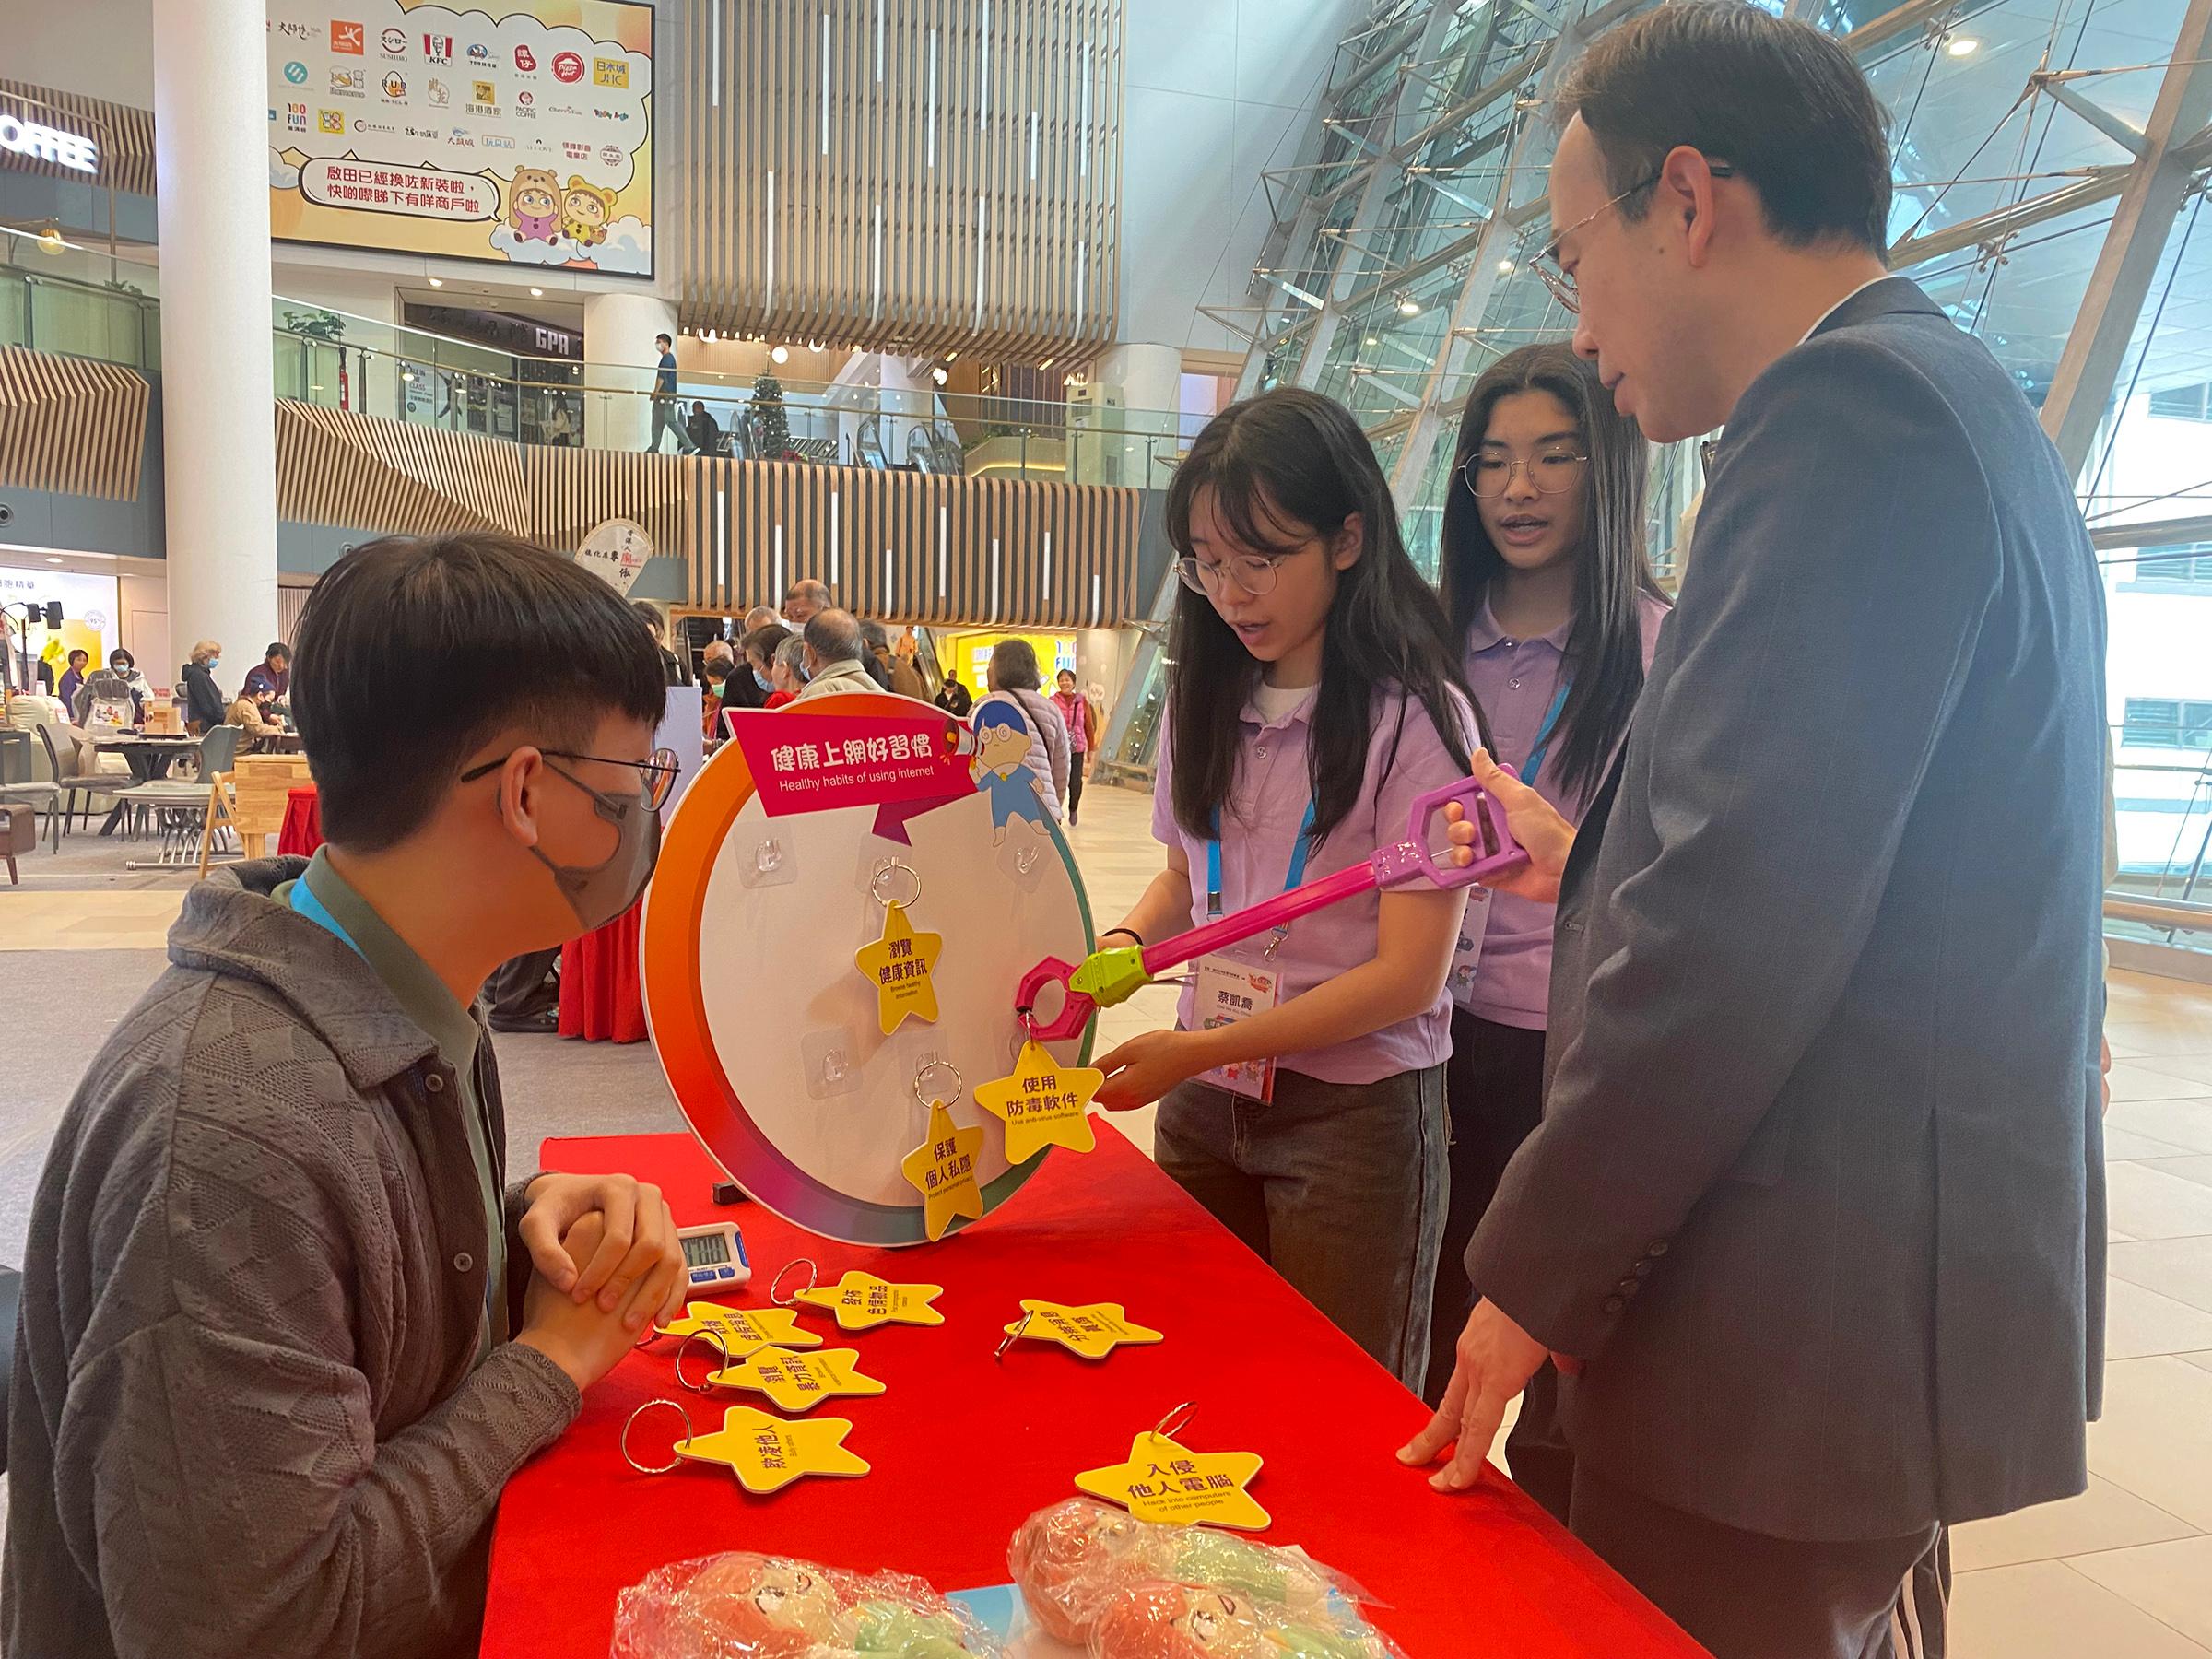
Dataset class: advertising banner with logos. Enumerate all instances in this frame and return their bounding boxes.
[265,1,653,274]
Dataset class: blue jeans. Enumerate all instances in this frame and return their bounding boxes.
[1156,1065,1447,1391]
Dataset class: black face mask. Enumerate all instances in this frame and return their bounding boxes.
[528,759,663,931]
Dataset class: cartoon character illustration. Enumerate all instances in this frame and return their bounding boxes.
[507,166,559,241]
[613,1551,991,1658]
[1090,1581,1398,1659]
[971,701,1052,847]
[559,177,618,245]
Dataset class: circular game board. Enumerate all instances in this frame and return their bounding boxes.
[641,690,1096,1245]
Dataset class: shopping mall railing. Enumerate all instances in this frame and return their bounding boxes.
[0,226,1187,487]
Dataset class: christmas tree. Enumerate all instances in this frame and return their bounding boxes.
[751,371,791,460]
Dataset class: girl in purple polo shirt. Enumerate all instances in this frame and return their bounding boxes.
[1092,388,1485,1392]
[1425,343,1671,1507]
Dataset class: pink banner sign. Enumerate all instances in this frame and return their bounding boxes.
[727,709,974,843]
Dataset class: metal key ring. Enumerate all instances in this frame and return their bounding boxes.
[672,1329,732,1393]
[869,859,923,909]
[912,1057,964,1109]
[1154,1401,1199,1441]
[620,1397,696,1475]
[771,1257,818,1307]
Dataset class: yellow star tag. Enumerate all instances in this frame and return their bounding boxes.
[899,1100,986,1241]
[706,1347,888,1413]
[657,1300,826,1358]
[675,1404,871,1495]
[853,900,944,1035]
[973,1038,1103,1162]
[1001,1300,1164,1360]
[1075,1430,1270,1531]
[794,1269,947,1331]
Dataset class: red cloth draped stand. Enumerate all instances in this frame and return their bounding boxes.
[557,899,646,1042]
[482,1125,1704,1659]
[276,786,323,856]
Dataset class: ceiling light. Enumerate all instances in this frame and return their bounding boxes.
[771,345,790,364]
[428,276,443,288]
[1947,34,1980,53]
[46,556,65,565]
[1497,257,1516,274]
[809,339,824,351]
[931,366,949,386]
[402,369,415,381]
[1363,335,1379,347]
[1039,358,1055,371]
[36,224,66,255]
[1398,297,1421,317]
[529,286,543,297]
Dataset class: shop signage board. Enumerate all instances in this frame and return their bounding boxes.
[264,0,653,274]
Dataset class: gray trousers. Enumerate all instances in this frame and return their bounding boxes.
[1156,1065,1447,1391]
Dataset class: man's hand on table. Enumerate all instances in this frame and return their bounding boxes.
[1398,1298,1568,1492]
[518,1171,686,1328]
[516,1212,663,1392]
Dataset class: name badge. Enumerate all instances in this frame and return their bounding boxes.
[1447,888,1495,1005]
[1193,952,1283,1102]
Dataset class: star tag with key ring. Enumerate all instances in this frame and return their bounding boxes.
[624,1399,870,1495]
[1075,1404,1270,1531]
[656,1300,824,1359]
[853,861,943,1035]
[899,1060,985,1242]
[999,1300,1163,1360]
[793,1268,947,1332]
[973,1032,1104,1162]
[706,1347,888,1413]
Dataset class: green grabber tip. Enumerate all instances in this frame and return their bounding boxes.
[1069,945,1150,1009]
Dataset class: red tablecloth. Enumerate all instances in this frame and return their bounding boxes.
[483,1127,1704,1659]
[276,785,323,856]
[558,899,646,1042]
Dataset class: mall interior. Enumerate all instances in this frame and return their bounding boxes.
[5,0,2212,1654]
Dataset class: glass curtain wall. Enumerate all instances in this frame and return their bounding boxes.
[1105,0,2212,959]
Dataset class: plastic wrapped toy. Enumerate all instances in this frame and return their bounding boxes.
[1007,1500,1356,1647]
[611,1551,1001,1659]
[1088,1581,1402,1658]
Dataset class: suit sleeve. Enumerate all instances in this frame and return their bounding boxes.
[1466,341,2002,1359]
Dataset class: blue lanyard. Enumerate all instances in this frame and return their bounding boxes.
[288,872,364,959]
[1521,679,1571,786]
[1206,802,1317,920]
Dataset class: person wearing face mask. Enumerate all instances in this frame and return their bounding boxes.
[743,623,796,711]
[5,533,691,1659]
[179,639,228,735]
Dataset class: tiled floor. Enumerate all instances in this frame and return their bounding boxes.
[8,781,2212,1652]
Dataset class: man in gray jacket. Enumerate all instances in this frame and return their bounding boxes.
[6,534,694,1658]
[1402,8,2106,1656]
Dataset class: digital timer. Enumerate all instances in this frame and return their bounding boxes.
[677,1221,751,1289]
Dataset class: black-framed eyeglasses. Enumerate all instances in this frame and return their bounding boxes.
[1461,449,1590,499]
[460,746,681,811]
[1532,159,1738,314]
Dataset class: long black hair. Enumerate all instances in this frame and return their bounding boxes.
[1438,343,1665,802]
[1164,388,1486,845]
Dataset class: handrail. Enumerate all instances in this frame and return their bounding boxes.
[2106,892,2212,933]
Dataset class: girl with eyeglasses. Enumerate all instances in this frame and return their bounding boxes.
[1424,342,1672,1503]
[1092,387,1486,1391]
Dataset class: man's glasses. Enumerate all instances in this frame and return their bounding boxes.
[1532,159,1737,314]
[460,747,682,810]
[1461,450,1589,499]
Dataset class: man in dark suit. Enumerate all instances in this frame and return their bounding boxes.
[1400,6,2108,1655]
